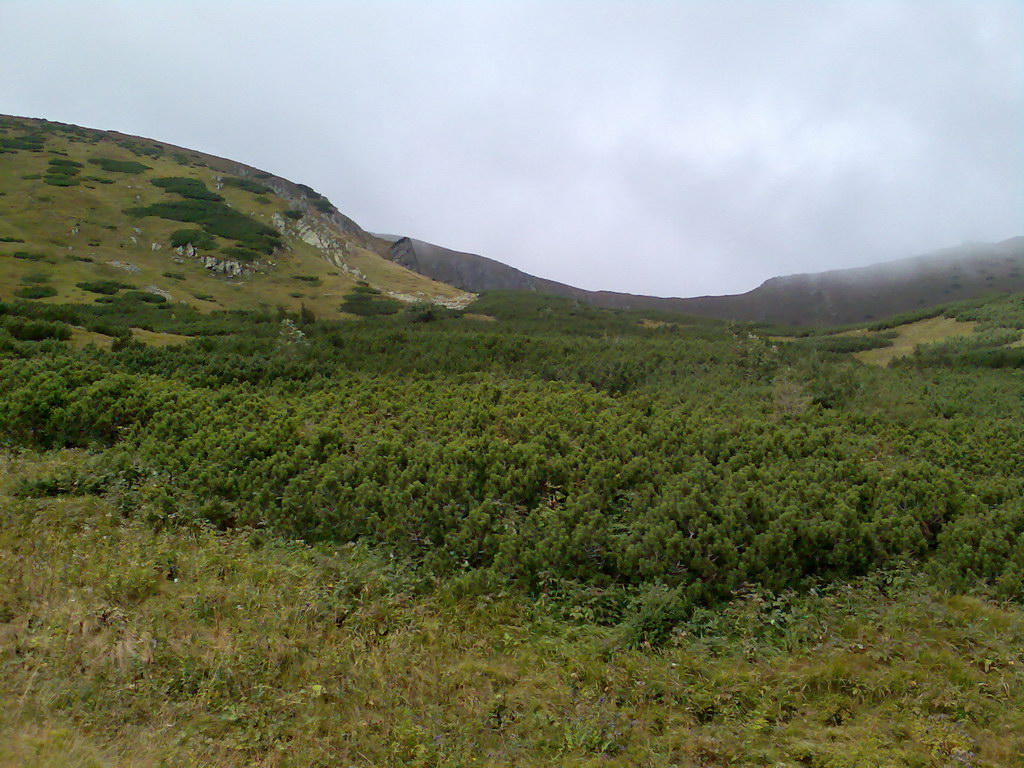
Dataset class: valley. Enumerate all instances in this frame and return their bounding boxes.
[1,116,1023,766]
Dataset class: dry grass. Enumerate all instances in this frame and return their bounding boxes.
[856,316,978,366]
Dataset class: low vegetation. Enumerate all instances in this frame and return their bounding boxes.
[223,176,272,194]
[2,114,1023,765]
[87,157,150,174]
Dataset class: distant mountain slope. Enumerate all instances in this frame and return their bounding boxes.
[0,115,472,315]
[384,235,1024,326]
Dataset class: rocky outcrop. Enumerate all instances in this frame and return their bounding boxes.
[174,243,249,278]
[200,255,244,277]
[271,212,370,283]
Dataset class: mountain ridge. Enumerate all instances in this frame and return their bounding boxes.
[384,234,1024,326]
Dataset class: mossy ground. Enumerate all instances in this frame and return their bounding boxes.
[2,450,1022,767]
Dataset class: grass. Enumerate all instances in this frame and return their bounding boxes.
[856,316,978,366]
[1,449,1023,767]
[0,116,469,317]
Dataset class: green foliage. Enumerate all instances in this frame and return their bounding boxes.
[220,246,260,262]
[222,176,271,194]
[2,460,1023,766]
[163,272,186,280]
[1,316,70,340]
[283,209,303,220]
[0,134,45,151]
[11,251,47,261]
[1,285,1024,655]
[76,280,134,295]
[126,199,282,254]
[88,157,150,174]
[13,285,57,300]
[340,286,401,315]
[0,237,26,243]
[313,198,334,213]
[151,176,223,201]
[123,291,167,304]
[292,275,321,285]
[169,228,216,250]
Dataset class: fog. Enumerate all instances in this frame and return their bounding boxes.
[2,1,1021,295]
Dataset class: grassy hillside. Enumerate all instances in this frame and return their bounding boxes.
[0,115,470,322]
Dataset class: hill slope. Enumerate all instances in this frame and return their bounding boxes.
[385,234,1024,326]
[0,115,472,317]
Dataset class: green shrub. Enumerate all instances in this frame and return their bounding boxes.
[169,229,216,250]
[222,176,271,194]
[84,320,131,338]
[151,177,223,201]
[163,272,186,280]
[14,285,58,300]
[122,291,167,304]
[43,175,80,187]
[0,135,45,150]
[283,209,303,220]
[125,200,282,254]
[2,316,70,340]
[340,289,401,316]
[76,280,133,295]
[0,236,25,243]
[88,157,150,174]
[292,275,321,285]
[220,246,260,262]
[11,251,46,261]
[313,198,334,213]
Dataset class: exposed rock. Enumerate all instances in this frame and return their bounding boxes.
[151,242,161,251]
[106,260,140,273]
[385,290,474,310]
[144,285,173,301]
[201,255,244,277]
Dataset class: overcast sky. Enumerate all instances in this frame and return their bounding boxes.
[2,1,1022,296]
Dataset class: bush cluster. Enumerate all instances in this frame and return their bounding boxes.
[222,176,271,194]
[88,157,150,174]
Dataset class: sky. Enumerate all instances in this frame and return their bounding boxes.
[1,1,1022,297]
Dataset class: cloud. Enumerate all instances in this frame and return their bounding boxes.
[1,0,1021,295]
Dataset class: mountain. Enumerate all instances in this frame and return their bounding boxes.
[0,115,472,316]
[384,234,1024,326]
